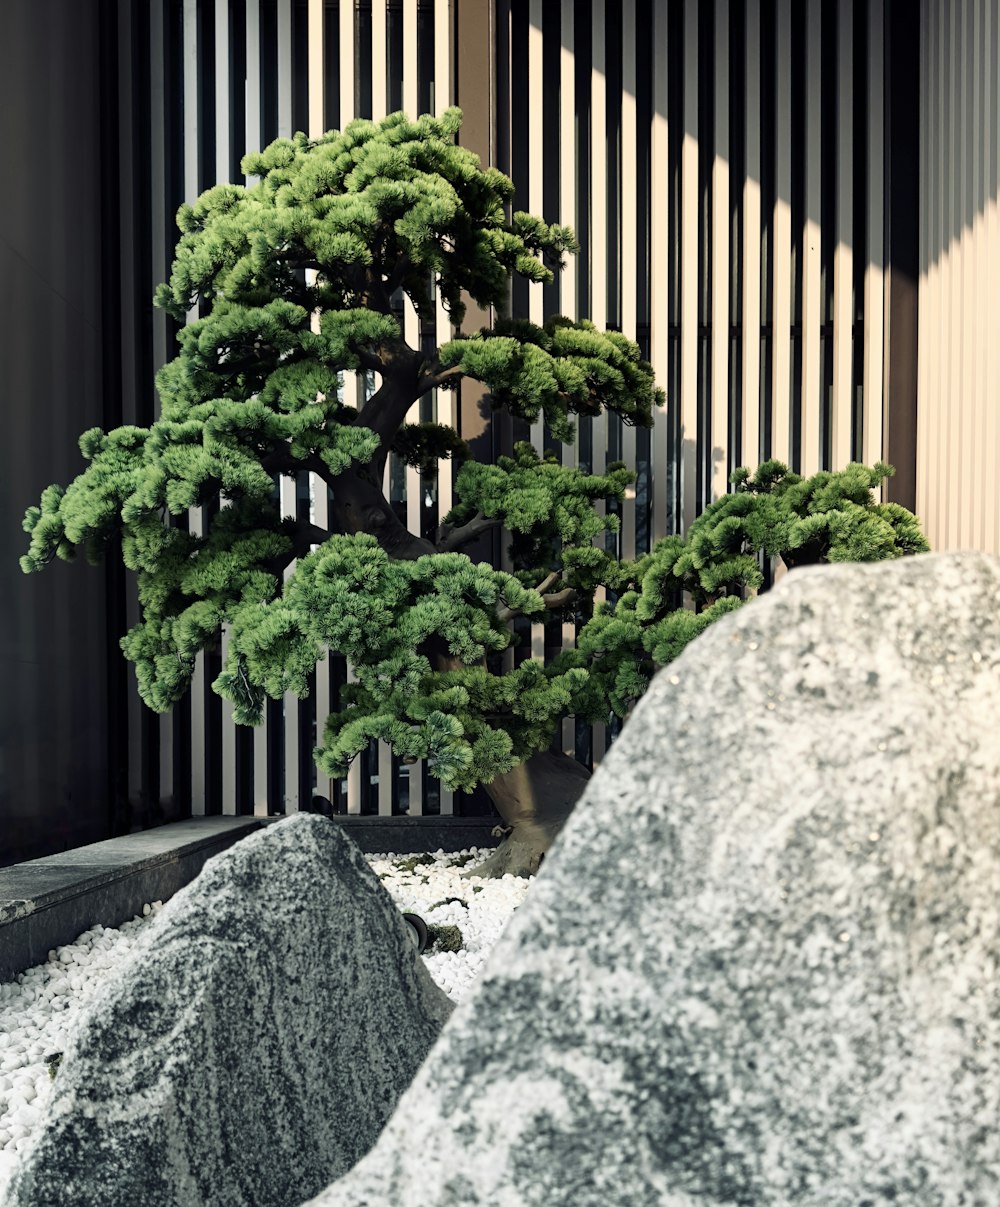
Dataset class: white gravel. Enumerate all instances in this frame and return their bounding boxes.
[368,847,531,1002]
[0,847,528,1190]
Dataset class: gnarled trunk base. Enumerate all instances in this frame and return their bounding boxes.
[465,750,591,878]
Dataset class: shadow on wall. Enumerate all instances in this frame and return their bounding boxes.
[916,0,1000,555]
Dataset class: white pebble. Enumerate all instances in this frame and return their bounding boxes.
[12,1105,38,1128]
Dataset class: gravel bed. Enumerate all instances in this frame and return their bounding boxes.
[0,846,529,1189]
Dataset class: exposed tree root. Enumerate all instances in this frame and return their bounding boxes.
[465,750,591,879]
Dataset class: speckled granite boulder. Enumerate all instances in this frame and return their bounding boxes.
[1,814,452,1207]
[307,551,1000,1207]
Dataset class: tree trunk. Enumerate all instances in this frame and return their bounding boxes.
[330,466,436,561]
[466,750,591,879]
[328,448,590,879]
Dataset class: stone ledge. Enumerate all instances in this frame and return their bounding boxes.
[0,818,262,982]
[0,815,501,981]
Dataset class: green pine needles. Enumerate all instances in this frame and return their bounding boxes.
[556,459,929,725]
[21,109,928,796]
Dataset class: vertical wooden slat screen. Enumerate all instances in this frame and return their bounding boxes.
[919,0,937,543]
[917,0,1000,553]
[922,0,937,535]
[527,0,545,668]
[274,0,300,817]
[336,2,371,819]
[340,0,355,123]
[136,0,941,822]
[771,0,791,469]
[149,0,174,817]
[945,2,959,550]
[650,2,670,543]
[620,1,638,560]
[741,0,762,472]
[588,0,608,765]
[277,0,293,135]
[979,0,993,552]
[182,0,206,816]
[150,0,169,380]
[831,0,853,470]
[399,0,423,818]
[245,2,261,174]
[958,0,972,548]
[801,1,823,477]
[497,0,514,683]
[307,0,333,819]
[917,0,929,542]
[434,0,455,817]
[559,0,577,758]
[142,0,458,821]
[373,0,388,120]
[970,0,983,551]
[958,1,971,550]
[864,0,884,472]
[991,0,1000,554]
[246,0,270,816]
[215,0,237,817]
[937,0,949,544]
[711,0,730,501]
[680,0,698,529]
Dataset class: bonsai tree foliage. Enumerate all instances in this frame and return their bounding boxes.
[21,109,928,876]
[557,459,929,727]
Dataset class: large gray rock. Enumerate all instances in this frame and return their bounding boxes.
[308,551,1000,1206]
[2,814,452,1207]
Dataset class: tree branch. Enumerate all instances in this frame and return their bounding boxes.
[384,254,414,297]
[301,522,335,550]
[353,346,384,372]
[360,259,394,314]
[417,363,465,396]
[537,586,577,613]
[261,447,336,489]
[264,520,335,580]
[261,447,306,475]
[497,572,577,623]
[358,368,424,474]
[436,510,501,552]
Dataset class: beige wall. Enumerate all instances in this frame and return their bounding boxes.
[918,0,1000,553]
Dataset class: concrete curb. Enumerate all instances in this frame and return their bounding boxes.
[0,818,263,981]
[0,815,501,981]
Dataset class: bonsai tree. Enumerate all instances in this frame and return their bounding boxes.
[20,110,928,876]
